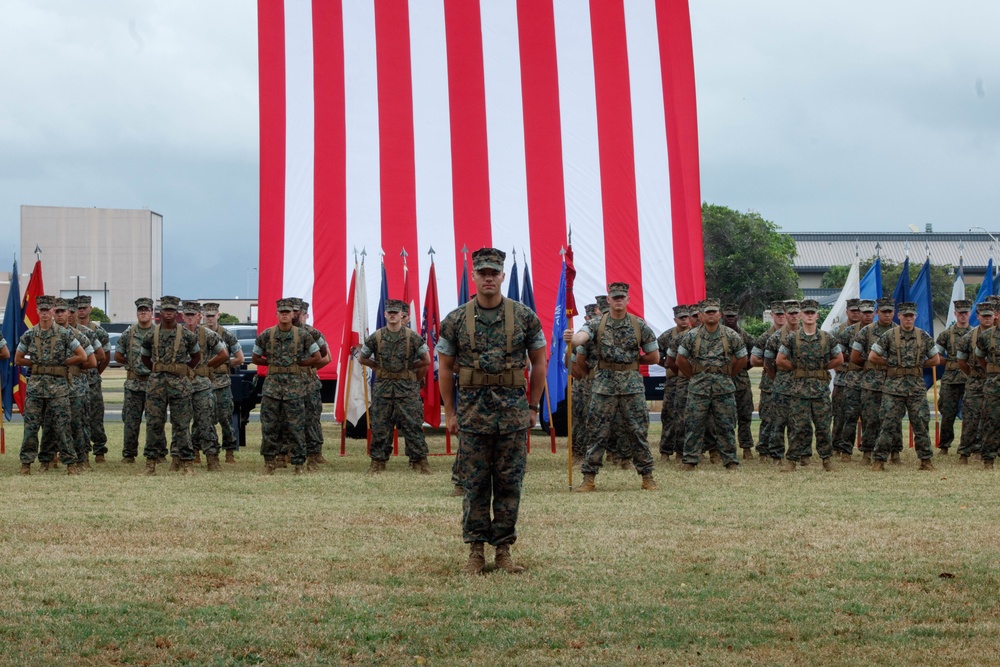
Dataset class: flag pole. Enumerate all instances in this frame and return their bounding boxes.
[542,372,556,452]
[362,366,373,453]
[932,364,940,447]
[566,325,574,491]
[341,356,356,457]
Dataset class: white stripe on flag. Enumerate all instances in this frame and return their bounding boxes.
[410,0,458,315]
[625,0,676,337]
[481,0,532,278]
[553,0,606,311]
[283,0,315,304]
[344,0,382,327]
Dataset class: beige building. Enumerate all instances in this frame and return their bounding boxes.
[20,205,162,322]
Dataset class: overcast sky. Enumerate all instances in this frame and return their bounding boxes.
[1,1,997,298]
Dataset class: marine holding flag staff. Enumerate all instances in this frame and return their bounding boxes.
[436,248,547,577]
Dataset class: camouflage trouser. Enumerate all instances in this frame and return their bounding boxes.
[682,391,738,466]
[768,392,792,460]
[938,382,965,450]
[39,391,88,463]
[958,381,983,456]
[835,385,863,454]
[456,429,526,546]
[260,395,306,465]
[979,379,1000,462]
[20,394,77,466]
[145,387,194,461]
[735,385,754,450]
[859,389,884,453]
[187,387,220,457]
[214,386,237,451]
[672,383,689,456]
[87,379,108,455]
[756,390,772,457]
[831,384,845,452]
[370,392,428,462]
[657,380,677,455]
[305,384,324,456]
[581,393,655,476]
[122,387,147,459]
[572,378,592,457]
[787,394,833,461]
[874,393,931,461]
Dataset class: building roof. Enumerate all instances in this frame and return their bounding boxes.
[788,232,999,273]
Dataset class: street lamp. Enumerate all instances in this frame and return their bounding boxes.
[969,226,999,245]
[68,275,87,297]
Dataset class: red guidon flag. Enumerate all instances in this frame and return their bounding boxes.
[420,260,442,428]
[257,0,705,381]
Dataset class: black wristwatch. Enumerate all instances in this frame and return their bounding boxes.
[528,404,540,412]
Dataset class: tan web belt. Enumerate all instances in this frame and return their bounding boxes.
[692,364,731,375]
[32,365,67,378]
[377,369,418,381]
[152,362,192,377]
[597,360,639,372]
[793,369,828,379]
[458,367,526,388]
[127,370,149,381]
[887,367,922,377]
[945,361,961,371]
[268,365,302,375]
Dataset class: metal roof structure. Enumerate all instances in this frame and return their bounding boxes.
[788,232,999,274]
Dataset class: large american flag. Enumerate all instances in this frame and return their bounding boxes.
[258,0,704,379]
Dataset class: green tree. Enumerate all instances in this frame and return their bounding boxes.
[219,313,240,325]
[702,204,800,316]
[821,258,957,321]
[90,307,111,323]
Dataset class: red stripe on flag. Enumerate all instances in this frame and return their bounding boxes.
[313,0,347,379]
[590,0,643,317]
[444,0,492,282]
[656,0,704,303]
[334,268,357,423]
[375,0,420,319]
[257,0,286,334]
[517,0,566,339]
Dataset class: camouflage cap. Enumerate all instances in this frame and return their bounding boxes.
[876,297,896,311]
[846,298,861,310]
[722,304,739,316]
[276,298,295,312]
[182,300,202,315]
[35,295,55,310]
[585,303,600,318]
[160,296,182,311]
[596,295,610,313]
[384,299,406,313]
[859,300,876,312]
[953,300,972,313]
[53,297,70,310]
[287,297,303,311]
[800,299,820,313]
[472,247,505,272]
[67,296,82,309]
[783,300,801,313]
[976,301,995,314]
[672,305,686,317]
[987,295,1000,306]
[607,282,629,298]
[769,301,785,315]
[135,297,154,310]
[701,298,721,312]
[202,302,220,314]
[75,295,92,306]
[300,300,310,311]
[897,301,918,315]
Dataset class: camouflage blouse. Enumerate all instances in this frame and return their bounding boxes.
[778,329,841,399]
[116,324,153,391]
[678,325,747,398]
[361,326,428,398]
[764,327,796,396]
[17,325,82,399]
[936,325,971,385]
[955,327,986,386]
[208,324,241,389]
[140,324,201,397]
[835,322,864,389]
[872,326,938,398]
[852,322,896,392]
[254,325,320,400]
[188,326,226,392]
[82,322,110,385]
[579,314,657,396]
[751,325,777,392]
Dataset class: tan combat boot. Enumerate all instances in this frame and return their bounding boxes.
[412,459,431,475]
[742,448,753,460]
[19,463,30,476]
[660,453,672,464]
[206,454,222,472]
[724,462,739,471]
[640,474,658,490]
[495,544,526,574]
[276,454,288,469]
[985,460,995,470]
[66,463,80,476]
[169,456,181,472]
[862,451,871,464]
[681,463,697,471]
[918,459,935,471]
[575,473,597,492]
[224,450,236,464]
[82,455,92,470]
[872,460,885,471]
[294,464,305,475]
[840,453,852,463]
[40,461,51,472]
[958,455,969,465]
[889,452,902,465]
[182,461,195,476]
[366,459,385,475]
[263,459,276,475]
[94,454,106,464]
[144,459,157,476]
[449,485,464,497]
[708,449,721,465]
[306,454,319,472]
[314,453,329,464]
[463,542,486,576]
[122,456,135,464]
[822,458,833,472]
[780,459,796,473]
[799,457,811,467]
[193,451,202,464]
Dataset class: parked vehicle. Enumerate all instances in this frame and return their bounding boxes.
[226,325,259,366]
[107,332,123,367]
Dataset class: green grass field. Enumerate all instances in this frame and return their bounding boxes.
[1,405,997,666]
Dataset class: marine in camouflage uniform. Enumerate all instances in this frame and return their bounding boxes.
[141,296,202,475]
[972,304,1000,468]
[750,302,785,461]
[573,282,659,490]
[76,295,111,461]
[182,301,229,470]
[570,303,601,461]
[202,302,243,463]
[869,302,942,469]
[16,295,87,475]
[935,300,972,454]
[677,298,748,469]
[763,301,802,462]
[776,299,843,470]
[358,299,432,473]
[723,304,757,457]
[666,305,699,461]
[252,298,321,474]
[833,300,874,460]
[115,298,155,463]
[657,305,690,460]
[294,299,331,466]
[830,299,863,455]
[47,300,98,468]
[955,303,992,461]
[852,298,898,462]
[437,247,546,576]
